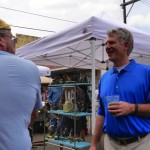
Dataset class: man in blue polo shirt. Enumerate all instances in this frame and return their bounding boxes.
[90,28,150,150]
[0,19,42,149]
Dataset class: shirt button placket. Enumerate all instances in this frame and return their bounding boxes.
[114,75,119,94]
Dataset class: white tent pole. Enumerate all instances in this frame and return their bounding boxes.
[90,37,96,134]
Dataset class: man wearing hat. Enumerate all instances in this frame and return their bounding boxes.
[0,19,42,149]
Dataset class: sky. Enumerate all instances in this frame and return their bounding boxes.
[0,0,150,38]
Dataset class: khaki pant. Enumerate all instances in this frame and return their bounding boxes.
[103,134,150,150]
[96,134,105,150]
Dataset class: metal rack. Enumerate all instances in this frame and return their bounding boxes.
[46,83,91,150]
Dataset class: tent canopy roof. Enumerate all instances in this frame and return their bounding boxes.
[16,16,150,69]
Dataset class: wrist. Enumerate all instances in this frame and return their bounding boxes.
[134,103,138,114]
[129,104,135,114]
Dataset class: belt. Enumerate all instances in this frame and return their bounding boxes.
[109,134,147,145]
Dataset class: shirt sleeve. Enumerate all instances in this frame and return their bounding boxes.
[97,80,105,116]
[146,68,150,102]
[34,78,43,110]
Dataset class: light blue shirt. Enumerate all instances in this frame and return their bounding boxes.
[0,51,42,150]
[98,59,150,138]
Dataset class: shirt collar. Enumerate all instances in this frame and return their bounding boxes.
[0,50,13,56]
[110,59,136,74]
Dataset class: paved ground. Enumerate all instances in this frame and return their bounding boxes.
[32,133,92,150]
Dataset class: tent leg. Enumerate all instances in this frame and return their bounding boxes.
[90,37,96,134]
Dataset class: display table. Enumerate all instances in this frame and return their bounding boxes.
[46,138,91,149]
[48,110,91,117]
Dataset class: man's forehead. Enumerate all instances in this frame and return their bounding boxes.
[106,34,119,40]
[107,32,118,37]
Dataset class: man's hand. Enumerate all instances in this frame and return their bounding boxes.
[108,101,134,116]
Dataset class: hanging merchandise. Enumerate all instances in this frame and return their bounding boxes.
[63,101,74,112]
[63,87,75,112]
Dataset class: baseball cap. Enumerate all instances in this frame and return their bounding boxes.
[0,19,11,30]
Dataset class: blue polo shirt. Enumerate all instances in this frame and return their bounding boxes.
[98,59,150,138]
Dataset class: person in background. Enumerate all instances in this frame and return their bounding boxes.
[90,27,150,150]
[47,86,62,134]
[0,19,42,150]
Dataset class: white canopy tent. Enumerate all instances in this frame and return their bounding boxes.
[16,16,150,132]
[37,65,51,77]
[16,16,150,68]
[37,65,52,84]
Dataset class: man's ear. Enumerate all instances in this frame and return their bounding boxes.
[124,42,129,49]
[123,42,130,56]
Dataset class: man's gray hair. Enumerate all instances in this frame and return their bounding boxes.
[107,27,134,56]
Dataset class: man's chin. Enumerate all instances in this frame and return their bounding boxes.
[108,57,114,62]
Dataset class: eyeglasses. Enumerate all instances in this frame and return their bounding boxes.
[5,35,17,43]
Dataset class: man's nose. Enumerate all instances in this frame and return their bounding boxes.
[105,43,111,49]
